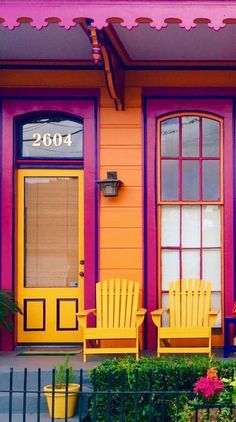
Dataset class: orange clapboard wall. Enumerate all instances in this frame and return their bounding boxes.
[0,68,235,343]
[99,86,142,290]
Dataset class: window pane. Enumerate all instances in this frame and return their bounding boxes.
[162,250,180,290]
[161,118,179,157]
[161,293,169,326]
[21,116,83,159]
[182,206,201,247]
[202,249,221,291]
[182,250,200,279]
[182,116,200,157]
[24,177,78,287]
[161,206,180,246]
[202,118,220,157]
[202,206,221,247]
[182,160,199,200]
[211,292,222,327]
[202,160,220,200]
[161,160,179,200]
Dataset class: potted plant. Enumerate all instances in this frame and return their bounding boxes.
[44,355,80,419]
[0,289,22,330]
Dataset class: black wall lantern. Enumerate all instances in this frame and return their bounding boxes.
[96,171,123,197]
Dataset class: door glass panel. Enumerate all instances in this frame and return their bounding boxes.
[202,160,220,200]
[182,116,200,157]
[182,160,199,200]
[161,206,180,247]
[202,206,221,247]
[202,118,220,157]
[24,176,78,287]
[161,118,179,157]
[161,160,179,200]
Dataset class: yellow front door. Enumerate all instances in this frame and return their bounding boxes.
[17,169,84,343]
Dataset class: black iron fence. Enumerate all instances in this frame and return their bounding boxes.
[0,368,236,422]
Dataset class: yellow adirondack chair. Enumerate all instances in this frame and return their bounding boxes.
[151,279,218,357]
[77,279,146,362]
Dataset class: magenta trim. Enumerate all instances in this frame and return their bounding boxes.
[145,96,234,349]
[1,96,98,350]
[0,1,236,30]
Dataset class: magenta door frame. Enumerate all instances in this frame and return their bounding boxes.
[1,97,98,350]
[144,97,234,349]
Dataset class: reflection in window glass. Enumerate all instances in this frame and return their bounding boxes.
[162,250,180,290]
[182,250,200,279]
[182,116,199,157]
[202,206,221,247]
[161,206,180,246]
[161,160,179,200]
[202,160,220,200]
[161,118,179,157]
[202,249,221,291]
[182,160,199,200]
[182,206,200,247]
[202,118,220,157]
[21,116,83,159]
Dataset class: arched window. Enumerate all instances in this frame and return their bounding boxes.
[158,113,222,326]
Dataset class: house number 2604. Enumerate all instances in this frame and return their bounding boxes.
[32,133,72,147]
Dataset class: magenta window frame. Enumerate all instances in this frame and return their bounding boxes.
[160,115,221,202]
[144,97,234,349]
[1,94,98,350]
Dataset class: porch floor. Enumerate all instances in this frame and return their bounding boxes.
[0,347,233,372]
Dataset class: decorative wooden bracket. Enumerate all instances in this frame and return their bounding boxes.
[86,22,125,110]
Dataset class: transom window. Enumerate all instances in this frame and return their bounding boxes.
[158,113,223,327]
[18,114,83,159]
[160,115,221,202]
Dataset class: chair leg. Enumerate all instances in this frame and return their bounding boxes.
[136,332,139,360]
[157,334,160,358]
[83,339,87,362]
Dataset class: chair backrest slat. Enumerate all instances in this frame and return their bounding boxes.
[181,279,187,328]
[169,279,212,328]
[96,281,102,328]
[108,278,115,328]
[120,279,127,328]
[192,279,199,327]
[186,279,193,327]
[96,279,140,329]
[130,281,139,327]
[114,279,121,328]
[102,280,108,328]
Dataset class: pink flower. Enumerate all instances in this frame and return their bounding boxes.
[194,376,224,399]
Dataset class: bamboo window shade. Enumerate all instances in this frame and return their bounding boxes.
[24,177,78,287]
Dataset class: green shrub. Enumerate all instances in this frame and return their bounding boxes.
[89,356,236,422]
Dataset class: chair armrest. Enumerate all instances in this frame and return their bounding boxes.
[136,308,147,327]
[209,309,219,316]
[151,308,168,316]
[151,308,168,328]
[137,308,147,316]
[209,309,219,327]
[76,308,96,317]
[76,309,96,329]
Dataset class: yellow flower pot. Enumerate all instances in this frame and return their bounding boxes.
[44,383,80,419]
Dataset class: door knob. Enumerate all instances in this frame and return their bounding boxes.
[79,271,84,277]
[80,259,84,265]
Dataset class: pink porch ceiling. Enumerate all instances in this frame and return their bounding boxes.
[1,0,236,31]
